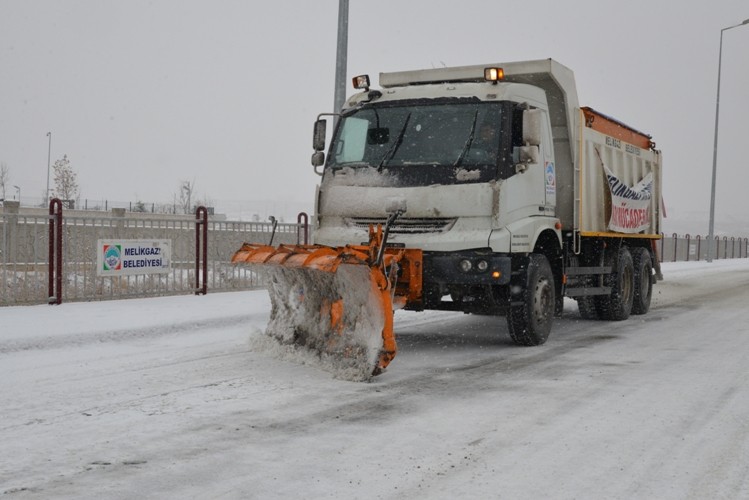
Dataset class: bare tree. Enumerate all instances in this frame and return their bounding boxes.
[0,162,9,200]
[178,180,195,214]
[52,155,79,203]
[193,194,214,211]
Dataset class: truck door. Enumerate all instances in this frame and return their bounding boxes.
[495,106,557,229]
[539,110,556,209]
[504,108,547,215]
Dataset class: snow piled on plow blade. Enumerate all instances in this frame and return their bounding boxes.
[249,263,386,382]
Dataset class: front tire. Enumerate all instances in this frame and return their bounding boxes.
[507,254,555,346]
[577,296,599,319]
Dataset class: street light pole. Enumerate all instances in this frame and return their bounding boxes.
[707,18,749,262]
[333,0,349,125]
[46,131,52,202]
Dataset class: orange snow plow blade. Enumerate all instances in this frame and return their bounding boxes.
[231,226,422,380]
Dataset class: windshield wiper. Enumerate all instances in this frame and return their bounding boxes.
[378,112,412,170]
[454,109,479,167]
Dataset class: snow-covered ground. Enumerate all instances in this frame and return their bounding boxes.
[2,260,749,499]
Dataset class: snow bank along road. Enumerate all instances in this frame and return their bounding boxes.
[2,260,749,499]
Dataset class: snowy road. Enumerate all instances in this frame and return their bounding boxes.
[2,260,749,499]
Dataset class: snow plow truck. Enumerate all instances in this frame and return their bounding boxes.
[233,58,663,379]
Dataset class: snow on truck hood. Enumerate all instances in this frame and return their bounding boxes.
[319,178,496,218]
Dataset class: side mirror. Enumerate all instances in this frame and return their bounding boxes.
[312,151,325,176]
[313,119,327,152]
[514,145,540,173]
[513,108,543,173]
[311,151,325,168]
[522,109,543,147]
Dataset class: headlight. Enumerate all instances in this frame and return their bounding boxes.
[477,260,489,272]
[459,259,472,272]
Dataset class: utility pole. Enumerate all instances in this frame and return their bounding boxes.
[707,19,749,262]
[333,0,349,125]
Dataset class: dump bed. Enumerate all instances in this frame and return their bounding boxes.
[478,59,661,237]
[573,107,662,236]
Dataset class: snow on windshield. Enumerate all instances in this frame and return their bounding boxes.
[328,102,503,170]
[322,166,398,187]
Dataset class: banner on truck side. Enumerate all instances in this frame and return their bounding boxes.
[97,239,172,276]
[603,166,653,233]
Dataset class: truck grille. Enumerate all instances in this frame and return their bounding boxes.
[346,217,456,234]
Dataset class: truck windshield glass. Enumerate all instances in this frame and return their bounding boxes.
[326,101,509,185]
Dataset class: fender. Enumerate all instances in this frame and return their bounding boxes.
[488,216,562,253]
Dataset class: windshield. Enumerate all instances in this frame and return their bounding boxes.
[325,100,514,186]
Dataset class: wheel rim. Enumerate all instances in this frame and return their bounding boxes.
[622,264,633,301]
[640,262,652,300]
[533,277,552,324]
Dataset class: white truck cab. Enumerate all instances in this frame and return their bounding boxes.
[311,59,662,346]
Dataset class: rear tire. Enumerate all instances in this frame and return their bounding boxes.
[507,254,555,346]
[596,246,634,321]
[631,247,653,315]
[577,296,599,319]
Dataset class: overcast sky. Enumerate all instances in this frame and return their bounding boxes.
[1,1,747,228]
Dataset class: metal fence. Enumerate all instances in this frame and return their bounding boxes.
[658,233,749,262]
[1,202,308,306]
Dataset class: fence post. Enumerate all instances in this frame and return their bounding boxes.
[195,206,208,295]
[695,235,701,261]
[3,201,20,264]
[714,236,720,260]
[297,211,309,245]
[723,236,728,259]
[672,233,678,262]
[48,198,63,305]
[685,234,691,262]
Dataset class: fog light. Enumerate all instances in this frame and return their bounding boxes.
[477,260,489,272]
[459,259,472,272]
[492,271,502,279]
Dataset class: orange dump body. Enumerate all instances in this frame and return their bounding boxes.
[581,106,655,150]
